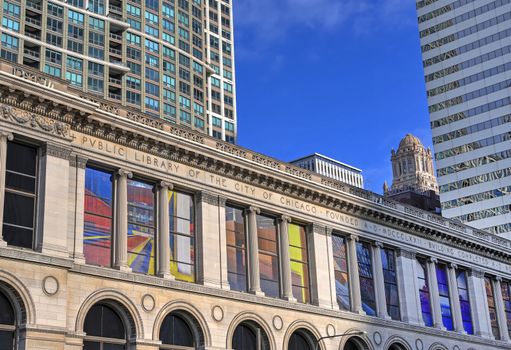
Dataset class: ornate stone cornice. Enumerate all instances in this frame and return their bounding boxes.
[468,268,485,279]
[69,154,88,169]
[218,196,227,208]
[0,105,70,138]
[397,249,416,260]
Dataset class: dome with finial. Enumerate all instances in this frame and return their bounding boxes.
[398,134,423,150]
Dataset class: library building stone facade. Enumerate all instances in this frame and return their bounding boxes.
[1,62,511,350]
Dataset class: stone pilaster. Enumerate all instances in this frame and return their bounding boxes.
[246,206,264,296]
[468,269,494,339]
[447,264,465,334]
[494,278,509,341]
[308,223,334,308]
[396,249,422,325]
[278,215,295,302]
[196,191,222,288]
[38,143,72,257]
[427,257,445,330]
[68,153,88,263]
[347,235,364,315]
[372,242,390,319]
[157,182,173,279]
[0,131,13,246]
[113,169,132,272]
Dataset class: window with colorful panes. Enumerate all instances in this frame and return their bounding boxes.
[485,277,500,339]
[332,234,350,310]
[381,247,400,320]
[225,206,247,292]
[436,263,454,330]
[356,242,376,316]
[288,223,309,304]
[416,258,433,327]
[168,190,195,282]
[257,214,279,298]
[456,269,473,334]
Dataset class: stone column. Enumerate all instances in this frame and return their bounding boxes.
[157,182,173,279]
[347,235,364,315]
[494,278,510,341]
[278,215,295,302]
[372,242,390,319]
[68,154,88,263]
[396,249,423,325]
[246,206,263,296]
[196,191,223,288]
[38,143,72,257]
[0,131,13,246]
[467,269,494,339]
[113,169,132,272]
[447,264,465,333]
[427,257,444,330]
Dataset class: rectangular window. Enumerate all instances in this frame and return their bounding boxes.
[382,248,400,320]
[457,270,473,335]
[357,242,375,316]
[169,190,195,282]
[486,277,500,339]
[332,234,349,310]
[436,264,453,330]
[83,167,112,267]
[3,142,37,249]
[257,214,279,298]
[127,180,156,275]
[289,223,309,304]
[226,206,246,292]
[502,281,511,339]
[417,259,433,326]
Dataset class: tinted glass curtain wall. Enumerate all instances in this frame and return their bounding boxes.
[168,190,195,282]
[332,234,350,310]
[288,223,309,304]
[83,167,113,267]
[225,206,247,292]
[127,179,156,274]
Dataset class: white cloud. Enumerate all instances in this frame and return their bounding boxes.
[234,0,415,54]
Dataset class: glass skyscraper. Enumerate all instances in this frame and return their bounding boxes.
[417,0,511,237]
[0,0,237,143]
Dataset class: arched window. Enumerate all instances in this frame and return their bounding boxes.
[343,337,369,350]
[232,322,269,350]
[0,290,15,349]
[83,304,126,350]
[288,329,315,350]
[160,313,194,349]
[388,344,407,350]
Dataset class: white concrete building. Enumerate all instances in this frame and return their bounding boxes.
[291,154,364,189]
[417,0,511,237]
[0,62,510,350]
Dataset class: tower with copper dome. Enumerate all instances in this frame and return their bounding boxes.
[384,134,440,213]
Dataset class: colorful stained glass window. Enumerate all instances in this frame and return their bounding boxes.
[357,242,375,316]
[502,280,511,339]
[257,215,279,298]
[456,270,473,335]
[289,223,309,304]
[84,167,113,267]
[382,248,400,320]
[416,259,433,327]
[169,190,195,282]
[486,277,500,339]
[226,206,247,292]
[436,264,453,331]
[332,234,350,310]
[127,179,156,275]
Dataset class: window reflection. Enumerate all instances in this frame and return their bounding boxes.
[357,242,376,316]
[417,259,433,327]
[289,223,309,304]
[332,234,350,310]
[226,206,247,292]
[257,215,279,298]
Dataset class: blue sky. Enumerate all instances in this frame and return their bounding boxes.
[233,0,432,193]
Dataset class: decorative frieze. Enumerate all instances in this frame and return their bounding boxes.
[0,105,70,138]
[42,143,72,160]
[196,192,219,206]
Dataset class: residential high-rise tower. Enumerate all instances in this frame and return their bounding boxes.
[0,0,237,142]
[417,0,511,237]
